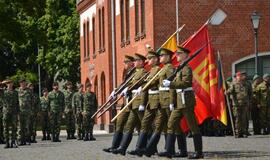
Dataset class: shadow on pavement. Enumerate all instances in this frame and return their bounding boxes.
[204,151,270,159]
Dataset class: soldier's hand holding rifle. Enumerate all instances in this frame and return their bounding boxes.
[120,87,129,97]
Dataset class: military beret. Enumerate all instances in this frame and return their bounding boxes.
[176,46,191,54]
[124,55,134,63]
[2,79,12,84]
[263,74,270,79]
[226,77,232,82]
[159,48,174,56]
[147,50,159,59]
[253,74,261,81]
[53,82,59,86]
[134,53,146,61]
[19,78,26,83]
[27,83,33,87]
[236,71,246,77]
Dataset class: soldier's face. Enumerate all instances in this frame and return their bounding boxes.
[67,85,72,90]
[160,54,170,64]
[20,81,26,88]
[134,59,144,68]
[148,57,158,66]
[124,61,133,69]
[43,91,48,97]
[6,83,13,89]
[177,53,188,62]
[53,85,59,90]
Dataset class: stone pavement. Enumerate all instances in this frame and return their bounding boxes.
[0,133,270,160]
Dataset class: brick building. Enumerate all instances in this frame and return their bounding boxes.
[77,0,270,131]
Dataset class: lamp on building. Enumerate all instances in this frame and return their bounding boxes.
[251,11,261,74]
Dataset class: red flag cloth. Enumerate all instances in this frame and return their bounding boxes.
[173,24,226,132]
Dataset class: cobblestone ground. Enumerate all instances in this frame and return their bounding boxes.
[0,134,270,160]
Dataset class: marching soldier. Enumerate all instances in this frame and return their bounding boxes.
[28,83,40,143]
[161,46,203,159]
[2,79,19,148]
[83,83,97,141]
[112,53,147,155]
[227,71,252,138]
[256,74,270,135]
[72,84,84,140]
[64,81,76,139]
[18,78,32,145]
[48,82,65,142]
[251,75,262,135]
[0,81,5,144]
[40,88,51,140]
[127,50,160,156]
[103,55,135,152]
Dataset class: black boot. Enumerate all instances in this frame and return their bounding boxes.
[174,134,188,157]
[127,132,147,157]
[89,133,96,141]
[144,133,160,157]
[32,136,37,143]
[158,133,175,158]
[4,139,10,149]
[46,133,51,140]
[112,133,133,156]
[188,134,203,159]
[84,133,89,141]
[103,132,123,153]
[70,134,76,139]
[67,133,70,140]
[55,133,61,142]
[77,133,82,140]
[10,140,18,148]
[18,138,25,146]
[27,136,31,145]
[42,132,46,141]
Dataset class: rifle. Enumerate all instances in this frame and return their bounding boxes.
[97,71,150,118]
[167,42,209,81]
[91,68,135,119]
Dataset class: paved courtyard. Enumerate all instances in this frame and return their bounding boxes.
[0,132,270,160]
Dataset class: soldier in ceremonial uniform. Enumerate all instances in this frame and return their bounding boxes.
[103,55,135,152]
[251,75,262,135]
[2,80,19,148]
[227,71,252,138]
[112,53,147,155]
[18,78,32,145]
[64,81,76,139]
[48,82,65,142]
[83,83,97,141]
[161,46,203,159]
[73,84,84,140]
[127,50,161,156]
[40,88,51,140]
[256,74,270,134]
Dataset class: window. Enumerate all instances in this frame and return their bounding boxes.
[98,9,102,52]
[125,0,130,44]
[87,19,90,58]
[134,0,140,41]
[92,17,96,58]
[83,22,86,58]
[102,7,105,50]
[140,0,146,38]
[120,0,125,46]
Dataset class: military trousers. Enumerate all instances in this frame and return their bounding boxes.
[29,113,38,137]
[167,107,200,135]
[140,107,158,133]
[0,113,4,140]
[115,110,130,133]
[259,106,270,129]
[251,105,261,134]
[76,113,84,136]
[154,107,170,134]
[3,113,17,140]
[19,112,31,141]
[50,112,62,135]
[124,108,144,133]
[83,113,94,134]
[65,110,76,135]
[233,105,248,135]
[40,111,50,135]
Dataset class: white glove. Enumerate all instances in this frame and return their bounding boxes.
[108,90,116,100]
[138,105,145,111]
[120,87,129,97]
[134,86,142,96]
[169,104,174,111]
[163,80,171,87]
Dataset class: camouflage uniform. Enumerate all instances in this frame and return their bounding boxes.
[72,90,84,140]
[48,89,65,142]
[0,87,5,143]
[18,87,32,145]
[29,91,40,143]
[83,90,97,141]
[64,89,75,139]
[3,88,19,147]
[251,75,262,135]
[40,96,50,140]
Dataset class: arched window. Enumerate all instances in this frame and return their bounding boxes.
[87,19,90,58]
[92,17,96,57]
[100,72,106,124]
[140,0,145,38]
[125,0,130,43]
[102,7,105,50]
[83,22,87,58]
[85,78,91,90]
[120,0,125,45]
[98,9,102,52]
[134,0,140,40]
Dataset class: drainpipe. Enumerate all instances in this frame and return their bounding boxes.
[176,0,179,44]
[111,0,116,89]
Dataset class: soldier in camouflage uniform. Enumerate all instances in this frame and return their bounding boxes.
[28,83,40,143]
[112,53,147,155]
[64,81,76,139]
[251,75,262,135]
[83,83,97,141]
[40,88,50,140]
[103,55,135,153]
[48,82,65,142]
[160,46,203,159]
[2,80,19,148]
[0,81,5,144]
[227,71,252,138]
[72,84,84,140]
[256,74,270,135]
[18,78,32,145]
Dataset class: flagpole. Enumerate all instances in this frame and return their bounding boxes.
[218,51,235,137]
